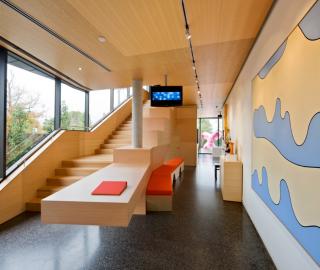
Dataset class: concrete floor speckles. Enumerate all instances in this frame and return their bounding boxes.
[0,155,275,270]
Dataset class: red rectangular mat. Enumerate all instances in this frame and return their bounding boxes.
[91,181,127,195]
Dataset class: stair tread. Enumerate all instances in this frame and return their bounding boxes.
[103,143,128,145]
[27,197,42,203]
[65,155,113,163]
[38,185,64,191]
[57,166,101,170]
[48,175,82,180]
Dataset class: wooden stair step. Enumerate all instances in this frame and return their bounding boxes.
[113,131,131,136]
[95,148,113,154]
[26,197,42,212]
[100,143,128,149]
[55,167,100,176]
[109,134,131,140]
[117,127,131,131]
[47,175,83,186]
[62,159,112,168]
[107,139,131,144]
[37,186,64,198]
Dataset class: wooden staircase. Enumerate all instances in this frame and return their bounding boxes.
[26,118,132,212]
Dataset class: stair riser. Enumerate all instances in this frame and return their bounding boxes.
[100,144,128,149]
[109,134,131,139]
[37,190,56,198]
[61,160,111,168]
[55,168,98,176]
[26,203,41,212]
[46,178,81,186]
[113,132,131,137]
[107,139,131,144]
[116,128,131,132]
[95,150,114,155]
[95,149,113,154]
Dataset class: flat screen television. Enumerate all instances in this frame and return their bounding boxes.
[150,86,183,107]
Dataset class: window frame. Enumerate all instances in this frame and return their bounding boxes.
[60,81,88,131]
[5,52,58,175]
[89,89,112,129]
[0,46,133,183]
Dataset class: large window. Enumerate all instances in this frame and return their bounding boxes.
[6,55,55,169]
[61,83,85,130]
[113,89,120,108]
[119,88,128,104]
[0,48,134,181]
[114,88,129,108]
[89,89,111,127]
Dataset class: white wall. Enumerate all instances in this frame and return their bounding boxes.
[226,0,319,269]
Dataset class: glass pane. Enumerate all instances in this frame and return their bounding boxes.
[6,56,55,169]
[129,87,132,96]
[61,83,85,130]
[199,118,223,154]
[119,88,127,104]
[113,89,120,108]
[89,89,111,127]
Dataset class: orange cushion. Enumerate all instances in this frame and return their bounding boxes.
[146,174,172,196]
[152,165,175,175]
[164,157,184,168]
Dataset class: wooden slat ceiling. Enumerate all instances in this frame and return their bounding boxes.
[0,0,272,117]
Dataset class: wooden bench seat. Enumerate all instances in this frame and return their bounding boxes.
[146,165,173,211]
[164,157,185,180]
[152,165,177,183]
[146,158,184,212]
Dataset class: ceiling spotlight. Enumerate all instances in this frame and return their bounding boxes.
[192,65,196,70]
[197,90,200,94]
[196,79,199,84]
[78,67,82,71]
[98,36,107,43]
[185,27,191,40]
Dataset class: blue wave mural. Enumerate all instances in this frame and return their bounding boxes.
[299,0,320,41]
[258,40,287,79]
[252,167,320,265]
[253,98,320,168]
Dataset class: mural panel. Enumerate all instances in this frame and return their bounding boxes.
[252,1,320,265]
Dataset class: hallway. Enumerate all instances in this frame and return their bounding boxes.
[0,156,274,270]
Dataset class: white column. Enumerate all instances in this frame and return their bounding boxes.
[132,79,143,148]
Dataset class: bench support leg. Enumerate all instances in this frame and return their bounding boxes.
[133,192,146,215]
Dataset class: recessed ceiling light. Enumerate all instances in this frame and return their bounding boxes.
[98,36,107,43]
[78,67,82,71]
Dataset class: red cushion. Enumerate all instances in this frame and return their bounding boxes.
[146,170,172,196]
[164,157,184,168]
[152,165,175,175]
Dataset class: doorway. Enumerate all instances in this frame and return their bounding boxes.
[198,117,223,154]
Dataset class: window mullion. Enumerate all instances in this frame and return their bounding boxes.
[54,78,61,130]
[85,91,89,131]
[0,48,7,180]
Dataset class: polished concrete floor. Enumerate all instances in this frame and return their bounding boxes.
[0,155,275,270]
